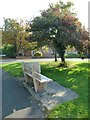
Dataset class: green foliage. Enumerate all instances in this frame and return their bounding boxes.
[34,51,43,57]
[0,48,2,54]
[65,53,87,58]
[18,53,23,56]
[28,1,89,62]
[2,44,16,58]
[2,18,30,55]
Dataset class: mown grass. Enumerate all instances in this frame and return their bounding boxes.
[1,62,23,77]
[41,61,89,118]
[1,60,89,118]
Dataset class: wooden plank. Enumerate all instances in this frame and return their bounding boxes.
[34,72,52,82]
[22,62,28,82]
[32,62,41,92]
[25,72,33,77]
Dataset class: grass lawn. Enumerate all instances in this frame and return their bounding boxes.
[1,60,89,118]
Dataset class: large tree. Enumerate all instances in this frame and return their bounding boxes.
[2,18,30,57]
[28,1,89,62]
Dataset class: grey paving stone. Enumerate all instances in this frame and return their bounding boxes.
[23,79,79,110]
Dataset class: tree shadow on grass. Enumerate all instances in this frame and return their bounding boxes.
[46,62,88,118]
[41,62,88,94]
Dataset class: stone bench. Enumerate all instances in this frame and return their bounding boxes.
[22,62,52,92]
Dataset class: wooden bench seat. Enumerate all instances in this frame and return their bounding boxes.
[22,62,52,92]
[34,72,52,83]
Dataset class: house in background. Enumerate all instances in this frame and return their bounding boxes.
[17,45,79,58]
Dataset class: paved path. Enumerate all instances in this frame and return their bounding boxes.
[2,69,45,118]
[24,79,79,110]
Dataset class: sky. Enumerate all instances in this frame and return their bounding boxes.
[0,0,89,29]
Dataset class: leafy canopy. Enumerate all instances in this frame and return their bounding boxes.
[28,1,89,61]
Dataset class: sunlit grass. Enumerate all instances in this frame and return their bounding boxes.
[41,61,89,118]
[1,62,23,77]
[1,60,89,118]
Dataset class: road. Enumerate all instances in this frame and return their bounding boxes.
[0,58,88,64]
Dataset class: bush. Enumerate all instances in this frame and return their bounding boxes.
[18,53,23,56]
[34,51,43,57]
[2,44,16,58]
[65,53,86,58]
[87,54,90,58]
[0,48,2,54]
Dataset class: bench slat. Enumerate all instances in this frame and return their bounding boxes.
[35,77,51,83]
[34,72,52,83]
[24,67,32,72]
[25,72,33,77]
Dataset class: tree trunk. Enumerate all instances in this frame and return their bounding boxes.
[59,53,66,67]
[61,56,65,63]
[17,38,22,54]
[13,43,17,58]
[53,42,66,63]
[60,50,65,63]
[55,51,57,62]
[13,34,17,58]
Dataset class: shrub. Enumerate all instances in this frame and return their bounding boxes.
[34,51,43,57]
[18,53,23,56]
[2,44,16,58]
[65,53,86,58]
[87,54,90,58]
[0,48,2,54]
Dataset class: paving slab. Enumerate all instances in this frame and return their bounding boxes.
[5,107,44,118]
[23,79,79,110]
